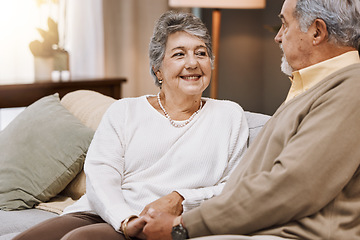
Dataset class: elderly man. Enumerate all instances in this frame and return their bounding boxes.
[139,0,360,239]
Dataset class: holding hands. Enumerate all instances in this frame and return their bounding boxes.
[124,192,184,240]
[142,208,177,240]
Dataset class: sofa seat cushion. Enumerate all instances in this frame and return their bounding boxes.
[0,209,57,237]
[0,232,20,240]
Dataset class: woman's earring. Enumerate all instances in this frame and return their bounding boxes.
[158,78,163,84]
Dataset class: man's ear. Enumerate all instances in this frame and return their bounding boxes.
[312,18,328,45]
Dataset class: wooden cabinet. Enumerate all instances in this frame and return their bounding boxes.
[0,78,126,108]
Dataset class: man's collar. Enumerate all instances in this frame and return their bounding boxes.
[285,51,360,103]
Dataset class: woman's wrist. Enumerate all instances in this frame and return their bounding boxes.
[120,215,138,240]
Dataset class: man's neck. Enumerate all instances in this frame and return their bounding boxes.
[307,44,357,68]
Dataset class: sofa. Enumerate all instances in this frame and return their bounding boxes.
[0,90,271,240]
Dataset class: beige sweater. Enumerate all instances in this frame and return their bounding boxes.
[183,63,360,239]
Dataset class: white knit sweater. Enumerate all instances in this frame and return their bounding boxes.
[63,95,249,230]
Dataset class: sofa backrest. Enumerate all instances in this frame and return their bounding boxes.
[244,111,271,147]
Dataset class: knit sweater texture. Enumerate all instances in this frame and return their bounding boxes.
[63,96,249,231]
[183,64,360,239]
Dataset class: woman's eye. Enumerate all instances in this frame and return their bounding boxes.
[196,51,207,56]
[173,52,184,57]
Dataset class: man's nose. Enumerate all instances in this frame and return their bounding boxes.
[274,26,283,43]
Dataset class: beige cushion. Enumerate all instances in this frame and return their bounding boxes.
[37,90,116,213]
[60,90,116,198]
[60,90,116,131]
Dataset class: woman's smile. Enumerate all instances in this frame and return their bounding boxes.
[180,74,202,81]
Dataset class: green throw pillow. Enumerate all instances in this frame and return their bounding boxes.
[0,94,94,210]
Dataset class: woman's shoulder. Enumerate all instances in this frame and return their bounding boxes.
[204,98,244,112]
[110,95,147,108]
[104,95,148,117]
[201,98,247,129]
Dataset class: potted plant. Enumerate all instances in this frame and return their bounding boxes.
[29,17,69,82]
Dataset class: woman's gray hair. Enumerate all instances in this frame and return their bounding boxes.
[293,0,360,50]
[149,11,214,87]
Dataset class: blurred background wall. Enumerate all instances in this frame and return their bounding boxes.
[200,0,289,115]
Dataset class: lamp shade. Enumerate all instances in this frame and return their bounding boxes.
[169,0,266,9]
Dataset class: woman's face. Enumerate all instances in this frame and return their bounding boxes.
[156,31,212,97]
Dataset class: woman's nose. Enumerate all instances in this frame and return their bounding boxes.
[185,55,198,69]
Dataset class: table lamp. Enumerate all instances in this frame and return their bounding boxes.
[169,0,266,98]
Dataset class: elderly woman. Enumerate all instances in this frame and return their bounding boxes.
[13,11,249,240]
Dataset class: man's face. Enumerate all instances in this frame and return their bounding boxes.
[275,0,314,74]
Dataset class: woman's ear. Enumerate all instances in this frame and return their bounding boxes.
[154,68,163,81]
[312,18,328,46]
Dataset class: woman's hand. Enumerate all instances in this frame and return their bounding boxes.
[125,217,147,239]
[140,191,184,216]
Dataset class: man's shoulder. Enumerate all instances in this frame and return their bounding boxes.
[314,63,360,98]
[331,63,360,91]
[334,63,360,79]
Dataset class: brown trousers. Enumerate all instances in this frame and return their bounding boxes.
[12,212,127,240]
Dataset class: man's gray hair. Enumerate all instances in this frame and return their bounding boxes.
[294,0,360,50]
[149,11,214,87]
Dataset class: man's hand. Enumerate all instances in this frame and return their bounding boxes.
[125,217,147,239]
[142,208,177,240]
[140,191,184,216]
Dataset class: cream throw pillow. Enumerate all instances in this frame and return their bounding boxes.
[37,90,116,213]
[60,90,116,200]
[39,90,116,209]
